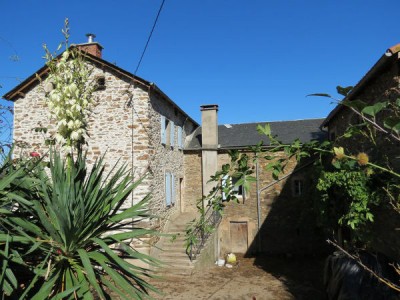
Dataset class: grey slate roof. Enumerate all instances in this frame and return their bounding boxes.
[186,118,327,150]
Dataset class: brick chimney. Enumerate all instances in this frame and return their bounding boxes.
[200,104,219,197]
[76,33,103,58]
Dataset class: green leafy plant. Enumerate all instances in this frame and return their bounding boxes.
[1,20,161,298]
[0,151,159,299]
[185,150,256,257]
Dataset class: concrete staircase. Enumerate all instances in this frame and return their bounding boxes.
[152,212,198,276]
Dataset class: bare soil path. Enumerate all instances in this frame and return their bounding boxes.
[149,255,326,300]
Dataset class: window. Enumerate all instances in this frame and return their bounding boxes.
[232,177,244,196]
[161,116,167,145]
[170,121,175,148]
[329,127,336,141]
[95,75,106,91]
[293,179,303,197]
[222,175,245,201]
[160,116,175,148]
[177,126,183,150]
[165,171,175,207]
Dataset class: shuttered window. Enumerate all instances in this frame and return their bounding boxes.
[171,173,175,204]
[161,116,167,145]
[165,172,171,206]
[170,121,175,148]
[165,172,176,207]
[177,126,183,150]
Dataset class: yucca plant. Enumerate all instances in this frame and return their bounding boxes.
[0,151,159,299]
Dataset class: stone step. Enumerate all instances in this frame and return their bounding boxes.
[151,212,200,276]
[161,247,186,254]
[162,240,186,247]
[159,257,190,264]
[165,240,186,246]
[159,245,187,251]
[158,249,188,256]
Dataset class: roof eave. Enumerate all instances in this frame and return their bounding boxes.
[149,83,199,127]
[322,44,400,127]
[2,49,152,101]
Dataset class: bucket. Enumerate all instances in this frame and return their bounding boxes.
[217,259,225,266]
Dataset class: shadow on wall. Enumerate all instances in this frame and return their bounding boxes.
[246,161,330,256]
[244,161,332,299]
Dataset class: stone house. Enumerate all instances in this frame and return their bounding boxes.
[3,36,331,271]
[3,37,199,232]
[321,43,400,261]
[185,107,328,257]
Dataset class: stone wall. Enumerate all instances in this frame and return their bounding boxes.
[328,60,400,170]
[182,151,203,214]
[11,59,198,236]
[147,89,198,229]
[182,149,327,257]
[327,59,400,260]
[13,61,151,207]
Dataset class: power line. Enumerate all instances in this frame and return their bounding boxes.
[134,0,166,75]
[128,0,167,208]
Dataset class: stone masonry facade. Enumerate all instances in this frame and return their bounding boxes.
[326,58,400,260]
[11,57,198,235]
[183,150,327,256]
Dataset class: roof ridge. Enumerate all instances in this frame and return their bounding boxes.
[219,118,325,127]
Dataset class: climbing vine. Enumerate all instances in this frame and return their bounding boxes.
[186,85,400,291]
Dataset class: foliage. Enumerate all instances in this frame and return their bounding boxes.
[42,19,96,152]
[258,85,400,291]
[185,150,255,255]
[0,151,159,299]
[0,103,13,154]
[1,20,160,299]
[187,84,400,291]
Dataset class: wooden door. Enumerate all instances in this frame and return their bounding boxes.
[230,221,248,253]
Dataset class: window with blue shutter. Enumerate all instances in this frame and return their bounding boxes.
[161,116,166,145]
[170,121,175,148]
[171,173,175,204]
[165,172,171,206]
[178,126,183,150]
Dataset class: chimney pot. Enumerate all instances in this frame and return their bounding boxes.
[200,104,219,112]
[86,33,96,43]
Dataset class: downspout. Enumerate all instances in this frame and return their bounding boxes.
[256,157,261,253]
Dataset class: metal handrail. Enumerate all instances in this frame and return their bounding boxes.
[187,207,221,260]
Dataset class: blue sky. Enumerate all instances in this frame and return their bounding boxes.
[1,0,400,132]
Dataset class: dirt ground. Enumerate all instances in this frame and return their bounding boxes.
[149,255,327,300]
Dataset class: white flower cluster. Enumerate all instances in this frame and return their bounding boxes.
[45,49,94,151]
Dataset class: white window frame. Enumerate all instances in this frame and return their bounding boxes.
[222,175,244,201]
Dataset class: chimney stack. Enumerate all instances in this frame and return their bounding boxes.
[200,104,219,197]
[75,33,104,58]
